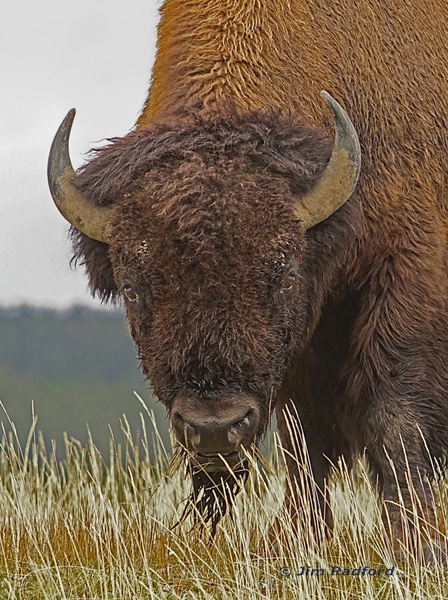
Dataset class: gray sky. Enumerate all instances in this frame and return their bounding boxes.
[1,0,160,308]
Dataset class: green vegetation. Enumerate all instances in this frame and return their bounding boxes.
[0,305,169,459]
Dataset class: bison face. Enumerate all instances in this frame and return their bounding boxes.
[109,168,306,456]
[50,98,360,530]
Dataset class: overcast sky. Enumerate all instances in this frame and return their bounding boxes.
[1,0,160,308]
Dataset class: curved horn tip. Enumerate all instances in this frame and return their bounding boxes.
[293,91,361,229]
[47,108,113,244]
[320,90,346,116]
[55,109,77,144]
[320,90,361,167]
[320,90,337,108]
[64,108,76,129]
[48,109,77,181]
[64,107,77,122]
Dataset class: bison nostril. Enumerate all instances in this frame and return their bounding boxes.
[189,427,201,449]
[182,422,200,445]
[232,411,253,430]
[240,415,251,428]
[173,411,183,424]
[173,411,202,448]
[228,411,254,445]
[229,418,248,434]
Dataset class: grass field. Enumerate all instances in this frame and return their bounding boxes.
[0,398,447,599]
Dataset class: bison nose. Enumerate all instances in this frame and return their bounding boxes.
[176,413,251,454]
[172,398,259,455]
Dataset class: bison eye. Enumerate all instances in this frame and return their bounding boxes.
[281,262,299,299]
[283,271,297,291]
[121,281,139,303]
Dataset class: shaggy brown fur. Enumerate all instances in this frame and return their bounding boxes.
[68,0,448,555]
[181,455,250,537]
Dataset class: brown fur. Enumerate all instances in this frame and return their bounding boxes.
[69,0,448,552]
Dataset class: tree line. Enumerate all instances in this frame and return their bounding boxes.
[0,305,169,460]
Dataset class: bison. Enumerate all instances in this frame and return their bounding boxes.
[48,0,448,558]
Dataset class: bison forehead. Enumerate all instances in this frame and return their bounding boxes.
[111,165,304,282]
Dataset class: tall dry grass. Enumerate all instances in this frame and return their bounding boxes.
[0,396,447,599]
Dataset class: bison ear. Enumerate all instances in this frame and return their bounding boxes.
[70,229,119,304]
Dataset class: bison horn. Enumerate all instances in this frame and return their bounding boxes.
[48,109,114,243]
[295,91,361,229]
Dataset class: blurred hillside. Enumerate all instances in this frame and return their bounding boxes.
[0,305,170,459]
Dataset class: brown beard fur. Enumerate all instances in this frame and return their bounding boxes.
[176,453,250,537]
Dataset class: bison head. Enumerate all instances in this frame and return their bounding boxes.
[48,93,360,532]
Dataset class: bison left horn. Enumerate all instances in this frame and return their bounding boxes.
[48,109,114,243]
[295,91,361,229]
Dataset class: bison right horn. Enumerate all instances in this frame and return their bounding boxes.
[48,109,114,243]
[294,91,361,229]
